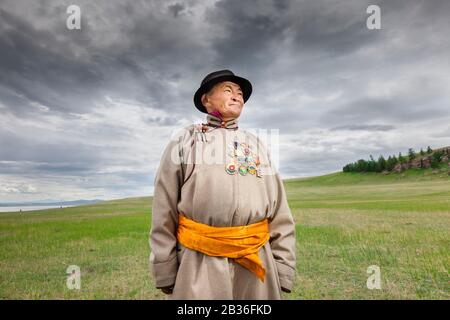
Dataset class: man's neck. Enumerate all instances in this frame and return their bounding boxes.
[208,110,223,119]
[205,113,239,130]
[208,110,236,122]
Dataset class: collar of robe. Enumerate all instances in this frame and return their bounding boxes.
[202,113,239,132]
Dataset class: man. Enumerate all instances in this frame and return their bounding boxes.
[149,69,296,299]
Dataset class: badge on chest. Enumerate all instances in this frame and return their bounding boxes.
[226,140,262,178]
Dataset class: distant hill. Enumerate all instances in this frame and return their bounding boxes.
[342,146,450,174]
[285,161,450,187]
[0,199,104,207]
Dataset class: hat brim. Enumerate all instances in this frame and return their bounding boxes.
[193,75,252,113]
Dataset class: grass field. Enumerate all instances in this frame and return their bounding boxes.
[1,164,449,299]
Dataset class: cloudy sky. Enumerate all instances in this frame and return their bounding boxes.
[1,0,449,202]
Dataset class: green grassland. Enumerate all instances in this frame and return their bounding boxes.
[1,164,449,299]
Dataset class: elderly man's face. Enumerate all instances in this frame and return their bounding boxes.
[201,81,244,120]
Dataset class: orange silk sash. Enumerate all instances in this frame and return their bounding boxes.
[177,214,270,282]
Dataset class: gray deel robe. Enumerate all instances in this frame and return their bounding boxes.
[149,114,296,299]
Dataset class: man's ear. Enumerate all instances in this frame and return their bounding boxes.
[201,93,210,108]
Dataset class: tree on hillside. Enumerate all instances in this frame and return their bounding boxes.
[386,155,396,171]
[392,155,398,164]
[431,150,444,168]
[342,145,446,173]
[386,155,393,171]
[377,155,387,172]
[343,163,354,172]
[408,148,416,161]
[398,152,406,164]
[369,155,378,172]
[356,159,368,172]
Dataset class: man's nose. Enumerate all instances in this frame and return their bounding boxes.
[232,96,243,103]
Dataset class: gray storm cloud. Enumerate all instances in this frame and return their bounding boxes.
[0,0,449,201]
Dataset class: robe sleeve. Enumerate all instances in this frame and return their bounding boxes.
[268,158,297,292]
[149,135,183,288]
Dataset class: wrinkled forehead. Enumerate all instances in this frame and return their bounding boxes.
[214,81,242,91]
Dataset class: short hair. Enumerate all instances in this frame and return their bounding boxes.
[204,82,222,97]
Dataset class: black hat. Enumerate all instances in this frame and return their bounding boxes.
[193,69,252,113]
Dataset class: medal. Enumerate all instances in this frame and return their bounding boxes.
[226,162,237,175]
[238,164,248,175]
[225,137,261,178]
[248,164,257,175]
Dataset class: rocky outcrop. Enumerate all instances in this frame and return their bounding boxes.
[393,162,410,172]
[393,146,450,173]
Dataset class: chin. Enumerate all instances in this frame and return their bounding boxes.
[227,111,242,119]
[225,107,243,118]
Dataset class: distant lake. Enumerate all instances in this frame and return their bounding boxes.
[0,205,77,213]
